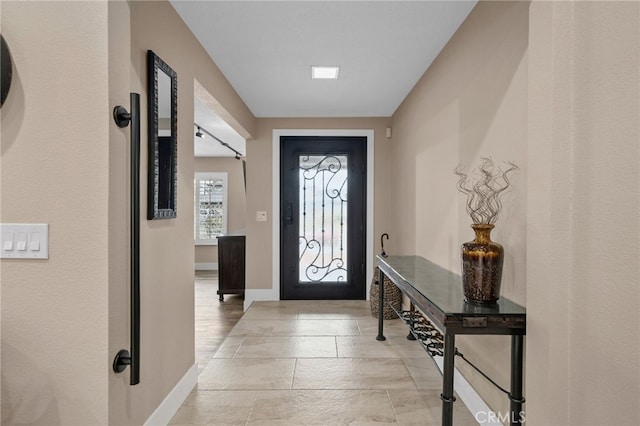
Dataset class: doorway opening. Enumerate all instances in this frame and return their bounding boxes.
[193,82,248,369]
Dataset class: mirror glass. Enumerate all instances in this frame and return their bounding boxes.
[157,69,172,137]
[147,50,177,219]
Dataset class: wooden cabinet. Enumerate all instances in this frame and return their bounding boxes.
[216,234,245,301]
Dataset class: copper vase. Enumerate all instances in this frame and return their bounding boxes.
[461,224,503,304]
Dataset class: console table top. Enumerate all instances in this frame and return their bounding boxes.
[376,255,526,319]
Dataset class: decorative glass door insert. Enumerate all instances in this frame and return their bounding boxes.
[298,155,348,283]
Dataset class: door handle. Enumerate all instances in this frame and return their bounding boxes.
[112,93,141,386]
[285,203,293,225]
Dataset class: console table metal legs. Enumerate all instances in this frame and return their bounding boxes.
[441,334,456,426]
[510,335,525,426]
[376,269,386,341]
[440,334,525,426]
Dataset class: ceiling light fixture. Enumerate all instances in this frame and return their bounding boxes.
[195,126,205,138]
[311,66,340,80]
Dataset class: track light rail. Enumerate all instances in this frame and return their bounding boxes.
[193,122,243,159]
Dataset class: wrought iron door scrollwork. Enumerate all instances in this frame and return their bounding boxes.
[298,155,348,283]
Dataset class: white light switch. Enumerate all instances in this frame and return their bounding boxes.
[16,233,27,251]
[3,233,14,251]
[30,232,41,251]
[256,211,267,222]
[0,224,49,259]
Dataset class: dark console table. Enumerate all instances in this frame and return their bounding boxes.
[376,255,526,426]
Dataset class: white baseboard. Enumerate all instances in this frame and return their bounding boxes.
[431,357,502,425]
[244,288,279,311]
[195,263,218,270]
[144,363,198,426]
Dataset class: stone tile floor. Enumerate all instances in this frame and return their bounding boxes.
[170,300,477,425]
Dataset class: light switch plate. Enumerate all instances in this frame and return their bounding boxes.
[256,211,267,222]
[0,224,49,259]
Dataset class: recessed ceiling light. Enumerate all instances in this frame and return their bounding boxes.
[311,66,340,79]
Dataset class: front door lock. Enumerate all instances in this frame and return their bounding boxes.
[285,203,293,225]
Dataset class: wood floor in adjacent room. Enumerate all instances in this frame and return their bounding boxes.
[195,270,244,373]
[174,280,477,425]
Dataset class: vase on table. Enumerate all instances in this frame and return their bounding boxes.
[461,224,504,304]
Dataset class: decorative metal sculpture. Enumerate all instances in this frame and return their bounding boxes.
[454,158,518,304]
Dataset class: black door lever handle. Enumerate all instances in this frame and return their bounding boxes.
[285,203,293,225]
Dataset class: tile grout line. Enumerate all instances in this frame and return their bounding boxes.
[290,352,299,390]
[243,390,259,426]
[230,336,245,359]
[385,389,401,424]
[401,357,423,392]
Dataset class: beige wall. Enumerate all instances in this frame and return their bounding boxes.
[2,1,255,425]
[109,1,254,424]
[1,2,110,424]
[194,157,247,266]
[526,1,639,424]
[390,1,528,416]
[245,118,392,292]
[108,0,133,423]
[391,0,640,423]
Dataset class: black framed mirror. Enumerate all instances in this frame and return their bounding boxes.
[147,49,177,219]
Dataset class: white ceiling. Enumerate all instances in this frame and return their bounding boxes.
[194,97,246,157]
[171,0,477,118]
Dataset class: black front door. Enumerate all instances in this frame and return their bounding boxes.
[280,136,366,300]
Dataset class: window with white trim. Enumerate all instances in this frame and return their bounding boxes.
[194,172,228,245]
